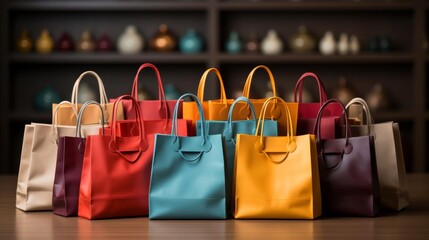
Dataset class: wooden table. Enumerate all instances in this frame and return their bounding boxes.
[1,174,428,239]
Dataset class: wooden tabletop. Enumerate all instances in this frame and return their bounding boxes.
[1,174,428,239]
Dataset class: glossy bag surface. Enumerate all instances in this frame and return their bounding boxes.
[237,65,298,136]
[315,99,380,217]
[52,101,104,217]
[16,102,100,212]
[78,95,153,219]
[53,71,123,125]
[118,63,181,120]
[345,98,408,211]
[150,93,227,219]
[234,97,321,219]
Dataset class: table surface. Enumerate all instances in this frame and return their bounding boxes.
[1,174,428,240]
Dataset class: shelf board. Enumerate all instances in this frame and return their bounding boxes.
[9,112,51,123]
[10,52,209,64]
[8,1,208,11]
[218,53,414,64]
[218,1,414,11]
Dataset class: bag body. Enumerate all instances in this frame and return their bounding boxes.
[234,97,321,219]
[78,95,154,219]
[345,98,408,211]
[315,99,380,217]
[150,93,227,219]
[53,71,123,125]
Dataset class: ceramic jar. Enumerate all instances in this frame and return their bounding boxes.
[16,29,33,53]
[245,32,259,53]
[97,33,114,51]
[150,24,177,52]
[33,85,61,111]
[261,29,283,55]
[225,31,242,54]
[77,30,96,52]
[319,31,336,56]
[333,77,356,104]
[366,83,390,111]
[179,29,203,54]
[289,26,316,53]
[35,29,54,54]
[349,35,360,54]
[56,32,75,52]
[337,33,349,55]
[117,25,144,54]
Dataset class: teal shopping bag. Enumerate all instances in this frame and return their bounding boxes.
[196,96,278,194]
[149,93,227,219]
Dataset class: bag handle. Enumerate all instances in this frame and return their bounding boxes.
[197,68,228,104]
[224,97,258,144]
[71,71,109,105]
[131,63,170,119]
[76,100,105,138]
[242,65,278,98]
[50,101,78,144]
[294,72,328,104]
[345,97,375,137]
[171,93,211,163]
[255,96,295,163]
[313,99,353,170]
[110,95,148,162]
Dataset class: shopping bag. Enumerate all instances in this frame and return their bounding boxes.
[238,65,299,135]
[182,68,235,132]
[150,93,227,219]
[294,72,343,139]
[16,101,101,211]
[315,99,380,217]
[196,96,277,199]
[78,95,154,219]
[345,97,408,211]
[234,96,321,219]
[119,63,182,120]
[52,100,105,217]
[53,70,123,125]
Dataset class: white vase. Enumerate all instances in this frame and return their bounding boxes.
[261,29,283,55]
[319,31,336,56]
[117,25,144,54]
[77,82,96,103]
[337,33,349,55]
[349,35,360,55]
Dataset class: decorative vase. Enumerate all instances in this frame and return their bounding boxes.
[165,84,181,100]
[349,35,360,55]
[366,83,391,111]
[117,25,144,54]
[33,85,61,111]
[77,30,95,52]
[261,29,283,55]
[337,33,349,55]
[379,36,392,52]
[225,31,242,54]
[288,26,316,53]
[35,29,54,54]
[56,32,75,52]
[179,29,203,54]
[150,24,177,52]
[245,32,259,53]
[332,77,356,105]
[319,31,336,56]
[368,35,379,52]
[16,29,33,53]
[77,82,96,103]
[138,87,151,100]
[97,32,114,51]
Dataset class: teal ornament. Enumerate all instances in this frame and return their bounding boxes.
[34,85,61,111]
[368,36,379,52]
[225,31,242,54]
[165,84,181,100]
[379,36,391,52]
[179,29,203,54]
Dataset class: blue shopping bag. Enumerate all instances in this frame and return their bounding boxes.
[149,93,227,219]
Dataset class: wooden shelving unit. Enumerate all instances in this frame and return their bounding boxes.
[0,0,427,173]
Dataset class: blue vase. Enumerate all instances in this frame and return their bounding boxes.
[165,84,181,100]
[179,29,203,54]
[34,85,61,111]
[225,31,242,54]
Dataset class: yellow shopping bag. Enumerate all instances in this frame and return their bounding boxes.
[233,96,321,219]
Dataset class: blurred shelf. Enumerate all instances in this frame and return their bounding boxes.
[218,53,414,64]
[372,111,414,122]
[10,52,209,64]
[8,1,208,11]
[218,1,413,11]
[10,111,51,123]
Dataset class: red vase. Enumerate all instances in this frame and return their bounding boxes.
[97,33,113,51]
[56,32,75,51]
